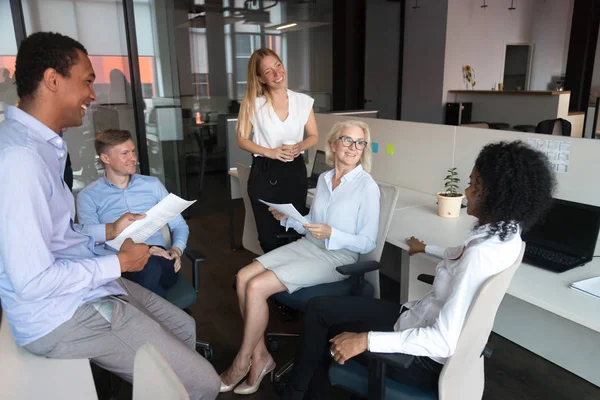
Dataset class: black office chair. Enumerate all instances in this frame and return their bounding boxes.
[158,226,213,360]
[265,183,400,389]
[535,118,571,136]
[193,130,226,196]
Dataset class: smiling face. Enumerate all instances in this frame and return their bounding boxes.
[55,49,96,128]
[330,125,365,170]
[100,139,138,176]
[258,55,286,90]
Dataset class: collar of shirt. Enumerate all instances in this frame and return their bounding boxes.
[465,221,519,246]
[5,106,65,151]
[101,174,137,189]
[324,164,364,188]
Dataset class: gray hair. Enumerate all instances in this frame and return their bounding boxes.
[324,120,373,173]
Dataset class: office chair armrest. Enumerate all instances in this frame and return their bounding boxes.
[364,351,415,400]
[364,351,415,369]
[184,248,205,292]
[417,274,435,285]
[336,261,382,276]
[275,232,303,242]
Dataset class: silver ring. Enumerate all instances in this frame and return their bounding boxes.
[329,349,334,357]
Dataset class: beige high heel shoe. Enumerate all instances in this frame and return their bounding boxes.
[233,359,276,395]
[219,362,251,393]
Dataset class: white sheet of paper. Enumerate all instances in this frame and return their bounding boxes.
[570,276,600,300]
[106,193,196,251]
[259,199,308,225]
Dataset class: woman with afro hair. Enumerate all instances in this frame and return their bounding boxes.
[281,140,556,400]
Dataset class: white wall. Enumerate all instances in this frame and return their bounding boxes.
[443,0,572,98]
[443,0,534,100]
[529,0,573,91]
[402,0,448,124]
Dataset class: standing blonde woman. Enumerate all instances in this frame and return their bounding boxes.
[220,120,380,395]
[237,48,318,253]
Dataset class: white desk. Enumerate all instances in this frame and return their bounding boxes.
[385,203,600,386]
[0,312,98,399]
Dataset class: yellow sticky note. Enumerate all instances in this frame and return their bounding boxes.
[386,144,395,156]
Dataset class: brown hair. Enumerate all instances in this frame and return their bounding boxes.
[94,129,133,156]
[236,48,284,138]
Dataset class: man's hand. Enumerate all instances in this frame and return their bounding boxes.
[329,332,369,365]
[149,246,182,273]
[106,213,146,240]
[304,223,332,240]
[117,238,150,273]
[167,247,182,273]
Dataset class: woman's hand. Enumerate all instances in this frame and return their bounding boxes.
[329,332,368,365]
[304,224,332,240]
[266,146,293,162]
[283,143,301,158]
[406,236,426,255]
[269,207,288,221]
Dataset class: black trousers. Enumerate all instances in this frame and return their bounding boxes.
[247,155,308,253]
[122,247,178,299]
[287,296,443,399]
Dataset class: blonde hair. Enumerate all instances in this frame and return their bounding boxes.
[236,48,283,138]
[324,120,373,173]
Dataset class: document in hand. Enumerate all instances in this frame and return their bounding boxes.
[570,276,600,300]
[259,199,308,225]
[105,193,196,251]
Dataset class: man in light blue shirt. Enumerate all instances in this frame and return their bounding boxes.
[77,129,190,297]
[0,32,219,399]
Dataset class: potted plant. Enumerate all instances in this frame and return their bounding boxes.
[437,167,464,218]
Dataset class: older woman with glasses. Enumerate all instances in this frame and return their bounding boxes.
[220,120,381,395]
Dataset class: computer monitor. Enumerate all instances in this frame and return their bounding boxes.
[523,198,600,259]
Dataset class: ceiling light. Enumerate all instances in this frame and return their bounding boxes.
[276,23,297,30]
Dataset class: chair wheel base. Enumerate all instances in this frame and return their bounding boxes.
[195,342,213,361]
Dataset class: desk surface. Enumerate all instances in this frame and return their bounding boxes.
[386,204,600,333]
[0,313,98,399]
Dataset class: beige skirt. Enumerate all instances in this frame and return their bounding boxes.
[256,235,359,293]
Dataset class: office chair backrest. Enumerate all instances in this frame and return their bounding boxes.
[438,243,525,400]
[236,163,264,256]
[535,118,571,136]
[359,182,400,298]
[133,343,189,400]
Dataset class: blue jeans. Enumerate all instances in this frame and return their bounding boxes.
[122,250,178,298]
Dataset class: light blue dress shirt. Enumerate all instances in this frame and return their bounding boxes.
[77,175,189,252]
[0,106,124,346]
[283,164,380,254]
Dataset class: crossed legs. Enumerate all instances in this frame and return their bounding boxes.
[220,261,286,389]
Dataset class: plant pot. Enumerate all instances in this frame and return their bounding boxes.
[436,192,464,218]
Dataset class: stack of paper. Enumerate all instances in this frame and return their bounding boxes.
[570,276,600,300]
[259,199,308,225]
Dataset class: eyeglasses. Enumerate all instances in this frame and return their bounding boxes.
[338,136,368,150]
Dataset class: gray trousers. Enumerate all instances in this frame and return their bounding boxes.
[24,278,220,400]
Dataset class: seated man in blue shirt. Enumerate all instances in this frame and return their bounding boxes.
[77,129,188,298]
[0,31,219,399]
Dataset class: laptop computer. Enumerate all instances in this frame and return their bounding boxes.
[307,150,331,189]
[522,198,600,273]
